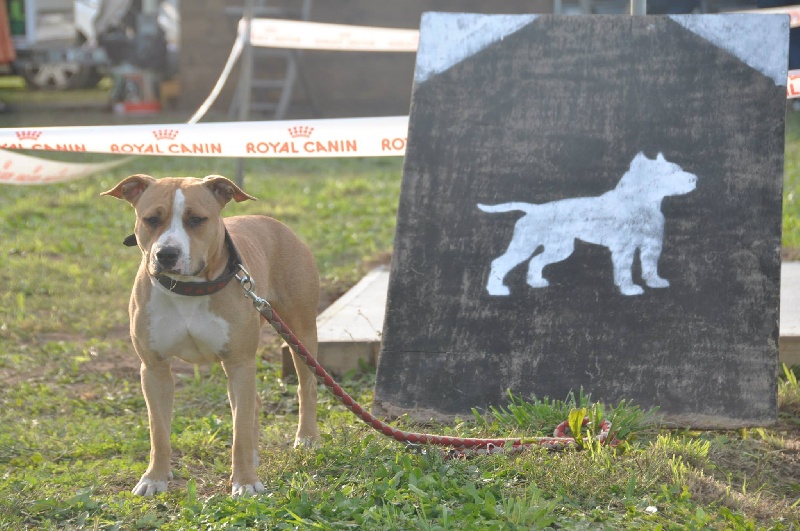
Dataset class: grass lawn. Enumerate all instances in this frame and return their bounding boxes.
[785,110,800,256]
[0,114,799,527]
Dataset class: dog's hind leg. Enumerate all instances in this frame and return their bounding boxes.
[287,317,320,448]
[487,244,537,296]
[292,349,320,447]
[486,258,514,296]
[526,239,575,289]
[486,218,545,295]
[253,392,262,468]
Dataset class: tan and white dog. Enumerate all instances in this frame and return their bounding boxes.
[102,174,320,497]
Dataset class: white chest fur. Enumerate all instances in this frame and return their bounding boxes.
[147,282,230,363]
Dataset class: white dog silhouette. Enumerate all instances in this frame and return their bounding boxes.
[478,152,697,296]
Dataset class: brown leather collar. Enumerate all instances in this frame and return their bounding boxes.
[123,230,242,297]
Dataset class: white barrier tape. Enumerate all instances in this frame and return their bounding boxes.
[6,10,798,185]
[0,31,244,185]
[0,150,130,185]
[243,8,800,53]
[0,116,409,159]
[735,5,800,28]
[789,69,800,98]
[245,18,419,52]
[188,29,245,124]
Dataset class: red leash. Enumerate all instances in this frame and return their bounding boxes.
[235,266,615,456]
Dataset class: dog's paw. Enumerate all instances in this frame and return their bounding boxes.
[525,278,549,289]
[132,473,172,496]
[645,277,670,289]
[487,284,511,296]
[232,481,265,497]
[619,284,644,296]
[293,435,318,449]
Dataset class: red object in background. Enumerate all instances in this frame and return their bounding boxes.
[0,0,15,64]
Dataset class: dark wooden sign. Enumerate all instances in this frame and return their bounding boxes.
[374,13,788,427]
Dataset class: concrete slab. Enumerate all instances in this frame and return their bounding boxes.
[281,266,389,377]
[781,262,800,366]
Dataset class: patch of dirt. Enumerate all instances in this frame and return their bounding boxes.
[687,466,800,523]
[782,247,800,261]
[688,423,800,524]
[362,250,392,271]
[87,344,142,379]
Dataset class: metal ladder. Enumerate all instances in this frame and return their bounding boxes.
[227,0,317,120]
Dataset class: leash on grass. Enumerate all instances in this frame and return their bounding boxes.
[235,264,617,458]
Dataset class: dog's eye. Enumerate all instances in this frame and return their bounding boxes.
[187,216,207,228]
[143,216,160,228]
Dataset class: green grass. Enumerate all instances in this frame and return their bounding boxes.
[785,111,800,254]
[0,127,799,527]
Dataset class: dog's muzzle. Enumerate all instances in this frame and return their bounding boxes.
[155,246,181,270]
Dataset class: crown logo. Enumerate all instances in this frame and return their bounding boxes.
[152,129,179,141]
[288,125,314,138]
[16,130,42,141]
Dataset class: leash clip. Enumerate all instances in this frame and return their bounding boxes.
[405,443,426,455]
[235,263,254,292]
[235,264,271,313]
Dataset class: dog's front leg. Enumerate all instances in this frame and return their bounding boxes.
[222,358,265,497]
[132,360,175,496]
[611,246,644,296]
[639,238,670,289]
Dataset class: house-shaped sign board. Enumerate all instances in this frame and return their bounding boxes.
[373,13,788,427]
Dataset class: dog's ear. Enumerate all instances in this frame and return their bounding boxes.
[101,174,156,205]
[202,175,257,205]
[630,152,647,170]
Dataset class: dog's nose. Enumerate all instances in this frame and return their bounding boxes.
[155,246,180,269]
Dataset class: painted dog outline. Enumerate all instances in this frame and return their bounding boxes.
[478,152,697,296]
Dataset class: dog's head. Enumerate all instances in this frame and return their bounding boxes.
[101,175,255,279]
[620,152,697,199]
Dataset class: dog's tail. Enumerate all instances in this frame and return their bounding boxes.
[477,202,537,214]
